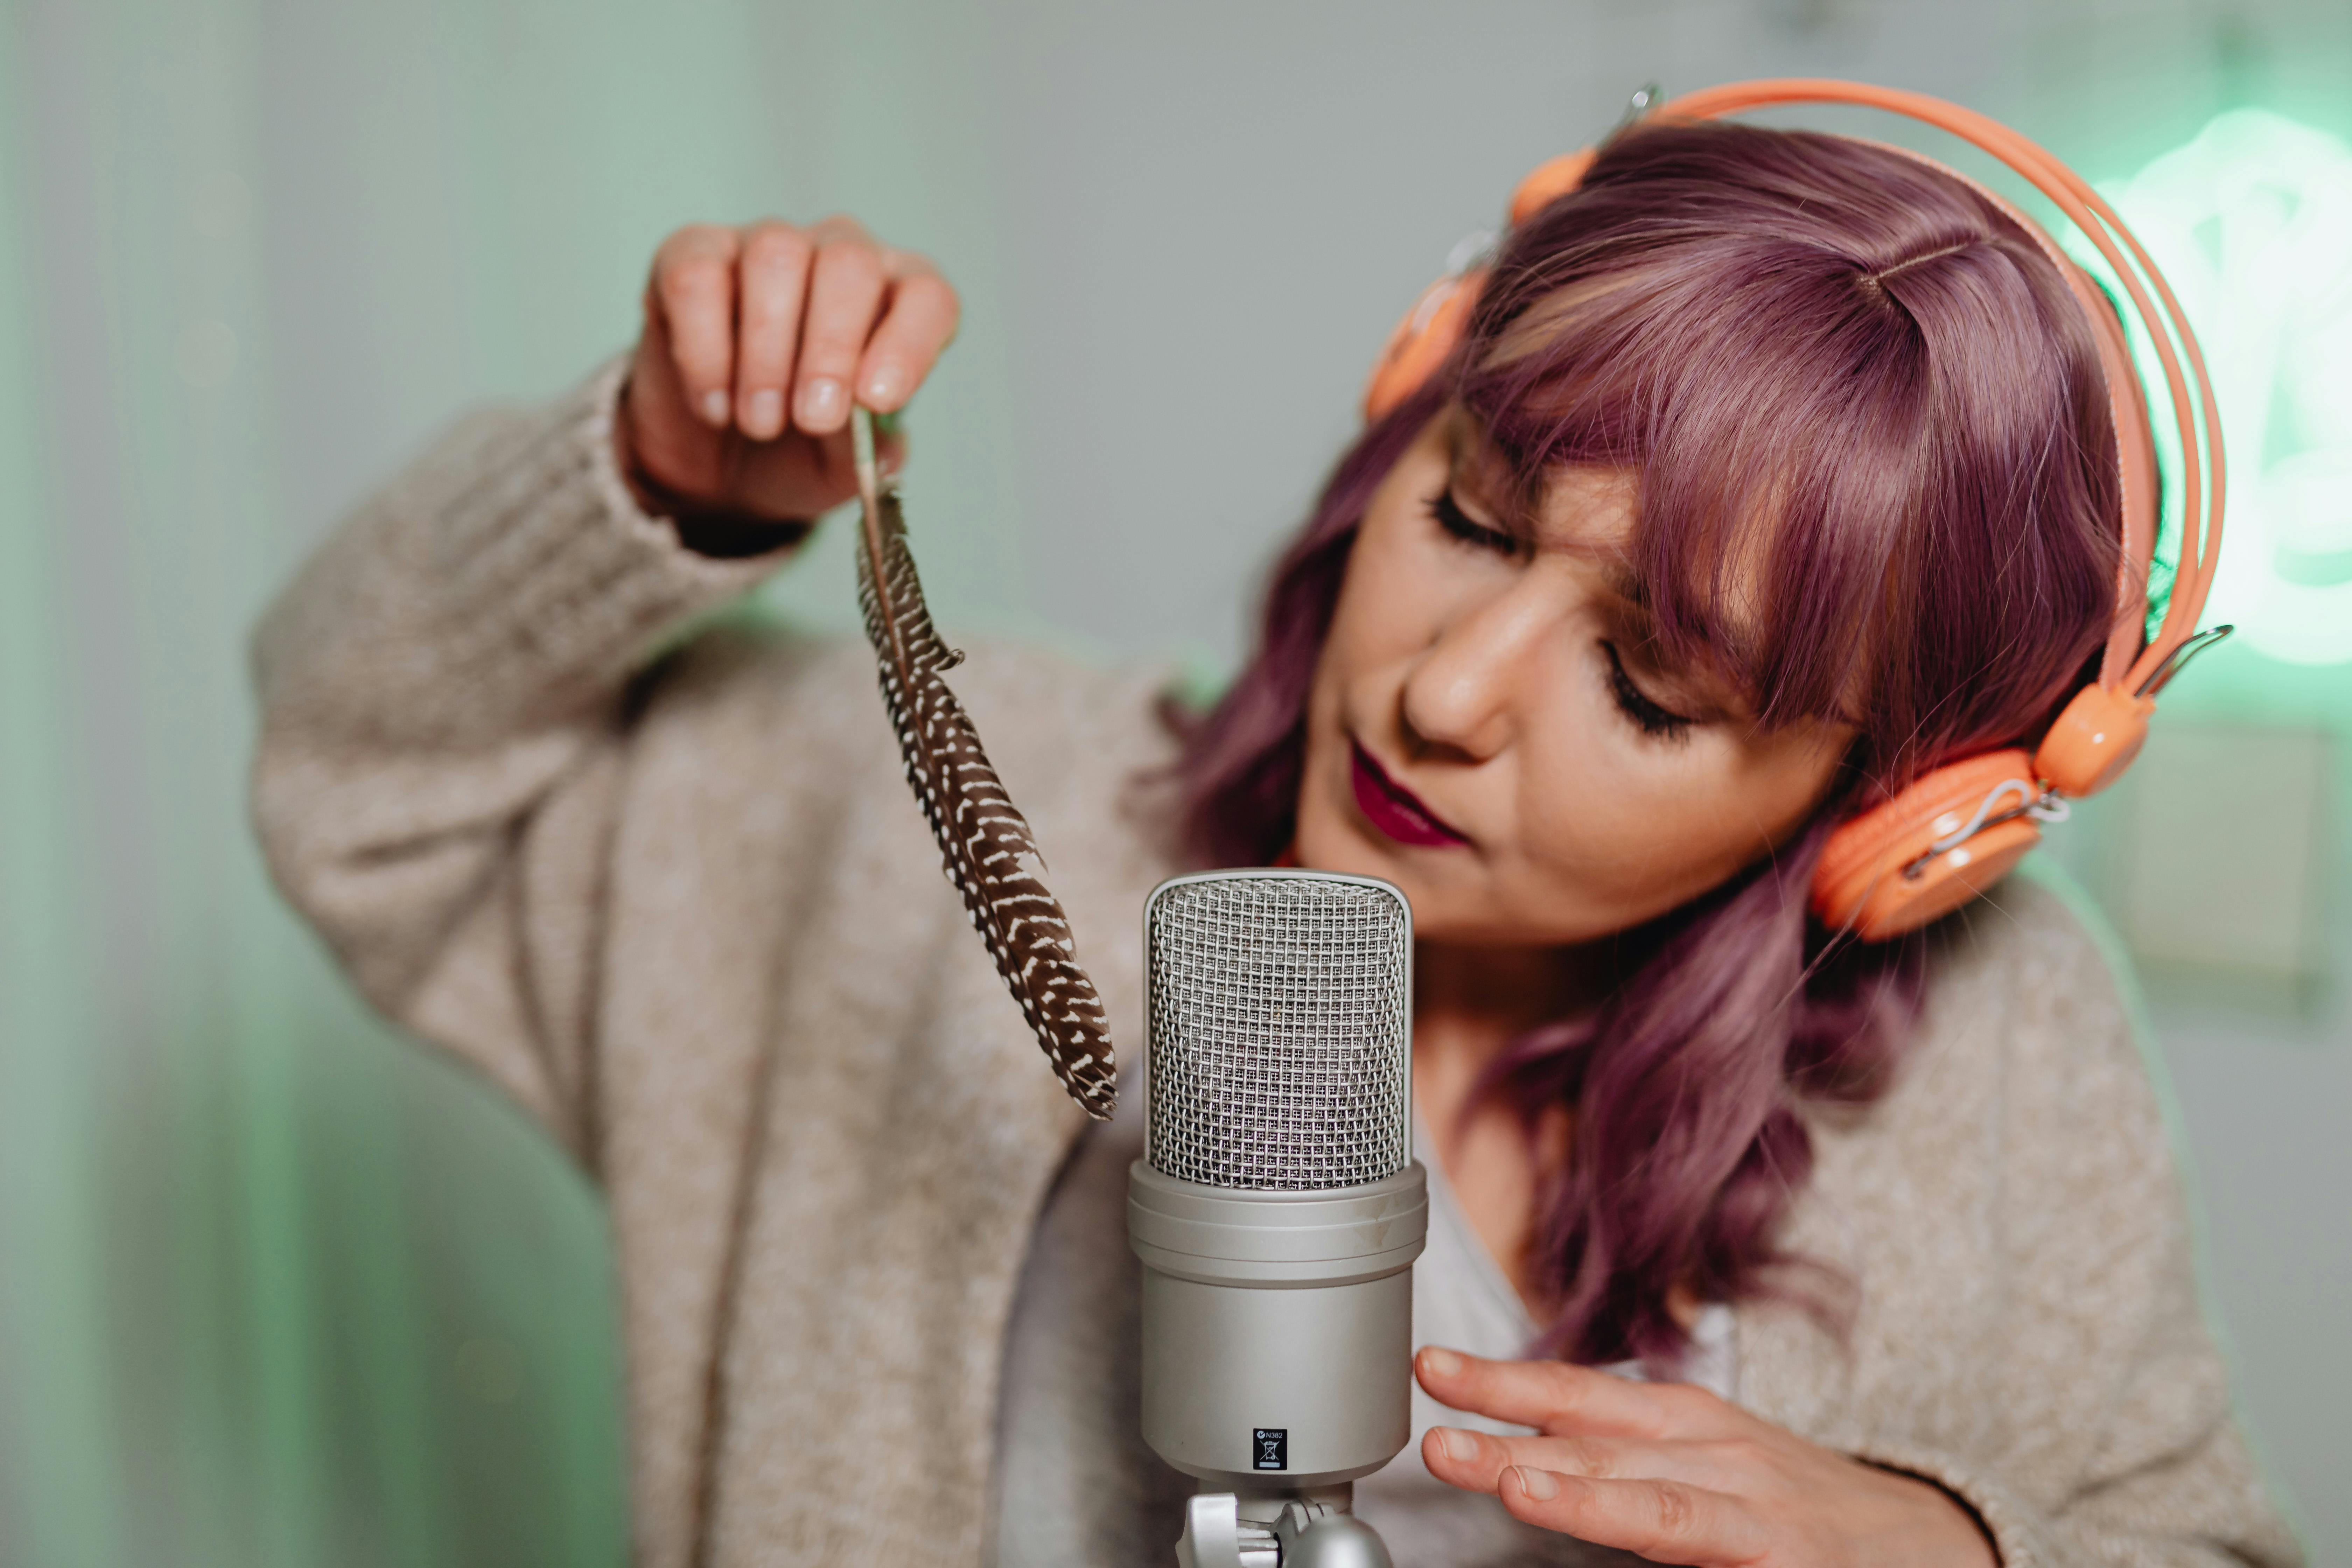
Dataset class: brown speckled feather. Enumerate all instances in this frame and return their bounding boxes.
[849,408,1116,1118]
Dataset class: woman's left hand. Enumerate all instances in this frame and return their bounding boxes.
[1415,1346,1997,1568]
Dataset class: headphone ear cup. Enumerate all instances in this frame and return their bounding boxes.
[1362,142,1596,425]
[1360,268,1483,423]
[1509,146,1597,226]
[2033,682,2154,797]
[1811,749,2044,940]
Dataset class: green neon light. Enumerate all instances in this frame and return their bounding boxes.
[2060,110,2352,667]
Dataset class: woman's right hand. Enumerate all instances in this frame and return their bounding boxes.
[617,215,959,522]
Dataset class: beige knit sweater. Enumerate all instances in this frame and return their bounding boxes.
[251,363,2301,1568]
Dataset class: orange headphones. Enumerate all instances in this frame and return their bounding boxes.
[1362,79,2229,941]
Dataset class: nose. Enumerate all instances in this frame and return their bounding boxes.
[1398,577,1554,762]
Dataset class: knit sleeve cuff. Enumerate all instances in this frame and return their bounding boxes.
[1850,1440,2065,1567]
[254,355,815,745]
[416,356,801,701]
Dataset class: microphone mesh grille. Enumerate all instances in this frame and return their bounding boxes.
[1145,873,1410,1190]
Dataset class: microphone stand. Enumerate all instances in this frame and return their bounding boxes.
[1176,1483,1394,1568]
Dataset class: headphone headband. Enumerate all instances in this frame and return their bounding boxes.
[1653,80,2223,694]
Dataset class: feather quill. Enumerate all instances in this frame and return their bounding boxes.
[850,407,1118,1119]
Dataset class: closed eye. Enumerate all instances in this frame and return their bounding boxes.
[1427,487,1523,558]
[1602,640,1694,739]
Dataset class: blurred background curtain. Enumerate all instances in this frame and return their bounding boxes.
[0,2,2344,1564]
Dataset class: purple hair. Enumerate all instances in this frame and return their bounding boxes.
[1170,120,2123,1366]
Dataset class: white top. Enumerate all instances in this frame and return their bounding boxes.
[1350,1115,1736,1565]
[990,1096,1737,1566]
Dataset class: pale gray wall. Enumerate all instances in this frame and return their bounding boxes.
[5,2,2344,1562]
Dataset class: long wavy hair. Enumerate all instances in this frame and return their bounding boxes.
[1170,120,2125,1366]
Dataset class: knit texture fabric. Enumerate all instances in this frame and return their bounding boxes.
[250,364,2301,1568]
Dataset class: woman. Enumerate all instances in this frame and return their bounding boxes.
[252,106,2299,1567]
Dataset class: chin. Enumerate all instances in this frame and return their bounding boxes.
[1293,797,1469,937]
[1295,804,1617,948]
[1294,733,1402,875]
[1293,715,1572,944]
[1293,793,1386,878]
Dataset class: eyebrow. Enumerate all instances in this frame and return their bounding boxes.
[1542,516,1654,618]
[1596,560,1649,611]
[1443,417,1533,521]
[1446,414,1709,650]
[1586,553,1744,688]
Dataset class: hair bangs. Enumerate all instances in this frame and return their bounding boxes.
[1460,256,1912,739]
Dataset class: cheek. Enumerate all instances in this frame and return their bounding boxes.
[1510,700,1822,919]
[1309,505,1468,750]
[1297,504,1483,867]
[1301,543,1420,803]
[1329,522,1452,671]
[1321,424,1481,686]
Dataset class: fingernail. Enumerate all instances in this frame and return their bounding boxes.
[1512,1466,1559,1501]
[797,377,844,427]
[700,390,730,426]
[1421,1347,1462,1377]
[746,388,782,435]
[1436,1427,1479,1463]
[862,365,904,407]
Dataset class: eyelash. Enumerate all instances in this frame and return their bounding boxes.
[1602,641,1694,739]
[1426,489,1693,739]
[1428,488,1522,557]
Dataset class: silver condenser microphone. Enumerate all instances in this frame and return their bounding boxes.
[1129,869,1428,1568]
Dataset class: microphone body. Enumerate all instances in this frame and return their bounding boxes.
[1131,1163,1427,1487]
[1130,869,1427,1567]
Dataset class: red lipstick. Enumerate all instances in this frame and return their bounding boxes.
[1349,740,1471,848]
